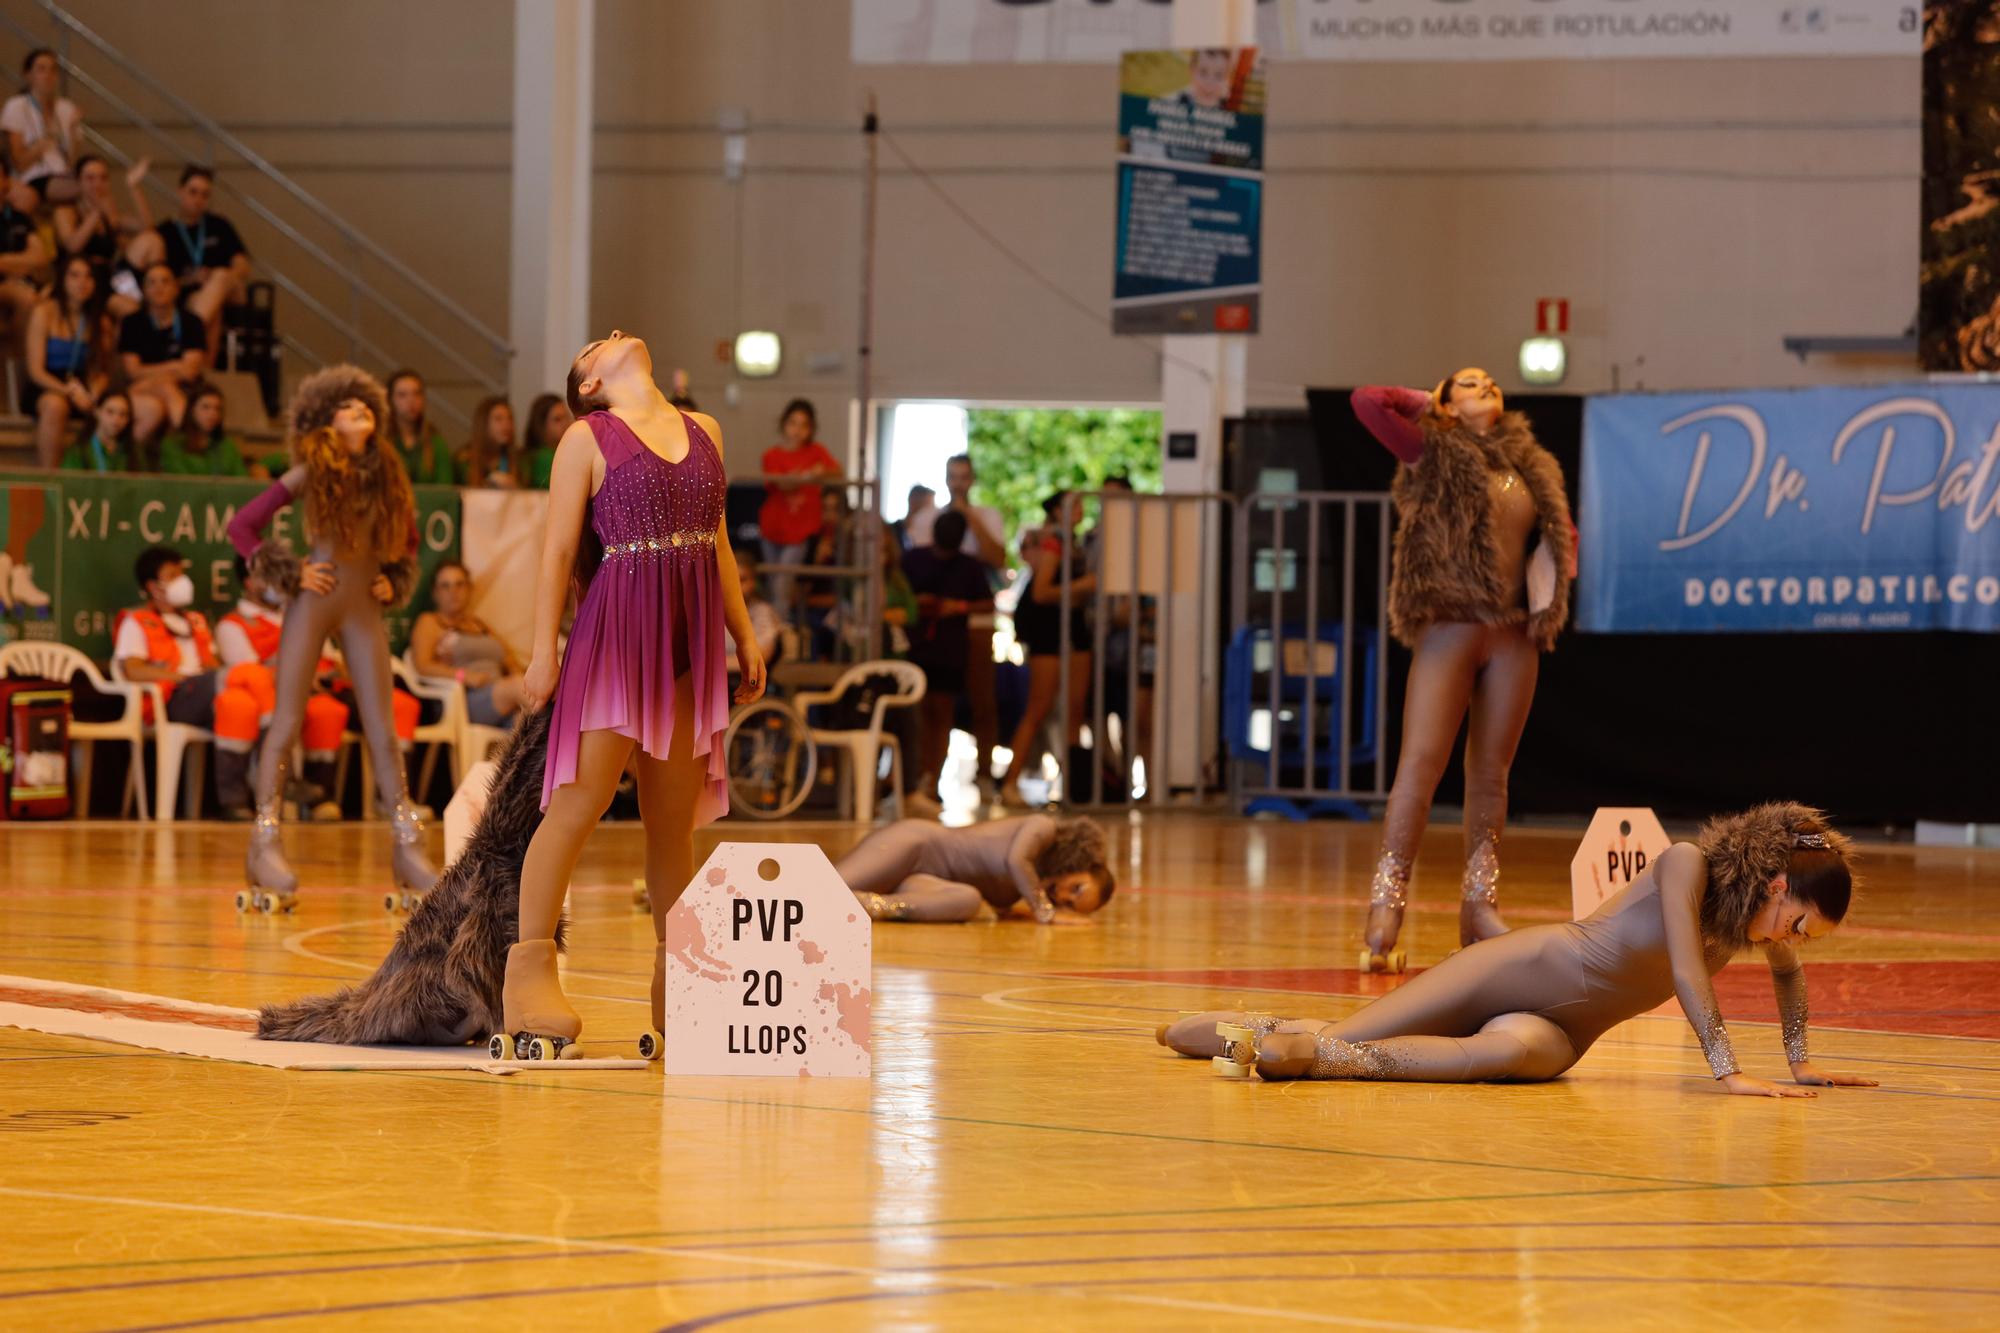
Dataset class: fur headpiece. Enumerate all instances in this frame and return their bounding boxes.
[1695,801,1854,946]
[1034,817,1111,882]
[287,364,391,461]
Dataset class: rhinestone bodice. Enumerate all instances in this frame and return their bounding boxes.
[587,410,726,558]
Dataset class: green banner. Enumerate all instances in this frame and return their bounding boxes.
[0,470,461,662]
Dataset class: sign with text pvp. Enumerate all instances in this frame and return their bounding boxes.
[1578,385,2000,633]
[1113,48,1264,336]
[1571,808,1671,921]
[658,843,871,1078]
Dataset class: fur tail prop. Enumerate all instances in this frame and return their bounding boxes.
[256,707,563,1045]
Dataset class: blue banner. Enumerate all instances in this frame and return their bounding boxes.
[1579,386,2000,633]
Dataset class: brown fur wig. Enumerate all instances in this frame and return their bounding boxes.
[1034,817,1113,891]
[256,707,560,1046]
[286,364,413,565]
[1695,802,1854,950]
[1388,411,1573,651]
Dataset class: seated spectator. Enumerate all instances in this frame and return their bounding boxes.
[118,262,206,448]
[0,156,52,333]
[384,368,456,486]
[216,553,348,820]
[455,396,518,488]
[55,154,158,319]
[59,390,133,473]
[902,510,995,813]
[25,255,111,468]
[722,555,785,671]
[1,50,82,210]
[409,560,525,726]
[155,165,250,358]
[114,545,277,819]
[159,382,249,476]
[519,392,571,490]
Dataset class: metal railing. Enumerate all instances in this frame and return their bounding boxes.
[0,1,511,428]
[1229,491,1394,819]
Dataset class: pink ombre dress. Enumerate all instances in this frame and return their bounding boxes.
[542,409,730,822]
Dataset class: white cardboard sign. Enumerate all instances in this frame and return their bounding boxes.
[658,842,872,1078]
[1571,807,1671,921]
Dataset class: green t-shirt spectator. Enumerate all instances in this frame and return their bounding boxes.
[393,426,454,486]
[60,433,126,472]
[524,444,556,490]
[158,431,248,476]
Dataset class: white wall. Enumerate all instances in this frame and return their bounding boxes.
[44,0,1916,467]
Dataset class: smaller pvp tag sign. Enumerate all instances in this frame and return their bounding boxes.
[1571,807,1671,920]
[658,842,871,1077]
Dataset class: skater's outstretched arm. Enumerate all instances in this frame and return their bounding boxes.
[1764,941,1878,1089]
[1657,843,1810,1098]
[1006,816,1056,923]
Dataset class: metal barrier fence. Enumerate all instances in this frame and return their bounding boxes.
[1228,492,1395,820]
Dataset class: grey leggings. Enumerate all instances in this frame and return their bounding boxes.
[255,551,405,812]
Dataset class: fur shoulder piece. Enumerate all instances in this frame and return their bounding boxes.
[1424,409,1538,464]
[288,364,391,462]
[1695,802,1852,943]
[380,557,418,609]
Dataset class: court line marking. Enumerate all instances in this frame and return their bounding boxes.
[0,1186,1456,1332]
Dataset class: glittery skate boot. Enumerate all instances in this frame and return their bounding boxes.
[1156,1011,1284,1060]
[858,891,912,922]
[239,757,299,914]
[1359,850,1410,973]
[1458,836,1510,948]
[387,787,439,908]
[491,939,582,1060]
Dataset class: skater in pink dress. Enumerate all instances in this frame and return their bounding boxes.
[500,330,766,1055]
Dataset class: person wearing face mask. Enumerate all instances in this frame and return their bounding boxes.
[225,365,435,911]
[835,814,1115,924]
[113,545,277,819]
[1347,370,1578,973]
[1161,805,1883,1100]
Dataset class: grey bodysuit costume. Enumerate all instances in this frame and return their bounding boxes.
[1165,851,1809,1084]
[228,441,438,904]
[836,815,1057,921]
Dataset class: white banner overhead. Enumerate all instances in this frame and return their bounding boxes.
[852,0,1919,64]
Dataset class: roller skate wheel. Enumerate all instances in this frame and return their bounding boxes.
[557,1042,585,1060]
[638,1030,662,1061]
[1359,948,1380,972]
[489,1033,515,1061]
[1215,1022,1255,1043]
[1386,949,1408,974]
[408,892,424,910]
[1212,1055,1253,1079]
[632,879,650,911]
[257,893,278,914]
[234,889,253,913]
[529,1036,561,1061]
[382,893,400,912]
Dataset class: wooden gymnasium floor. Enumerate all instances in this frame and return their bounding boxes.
[1,813,1996,1331]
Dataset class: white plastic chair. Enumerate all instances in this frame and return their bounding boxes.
[0,641,148,819]
[108,656,212,823]
[791,660,925,824]
[400,650,507,791]
[324,651,459,815]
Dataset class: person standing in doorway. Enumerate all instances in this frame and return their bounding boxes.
[908,454,1008,799]
[758,398,838,615]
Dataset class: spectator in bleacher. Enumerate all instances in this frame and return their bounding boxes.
[155,165,250,358]
[159,381,248,476]
[455,395,519,488]
[902,510,994,815]
[722,554,785,671]
[759,398,837,611]
[55,154,156,319]
[519,392,570,489]
[118,262,206,449]
[114,544,277,819]
[25,254,109,467]
[58,389,132,473]
[1,50,82,211]
[409,560,525,726]
[0,156,52,332]
[384,368,455,486]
